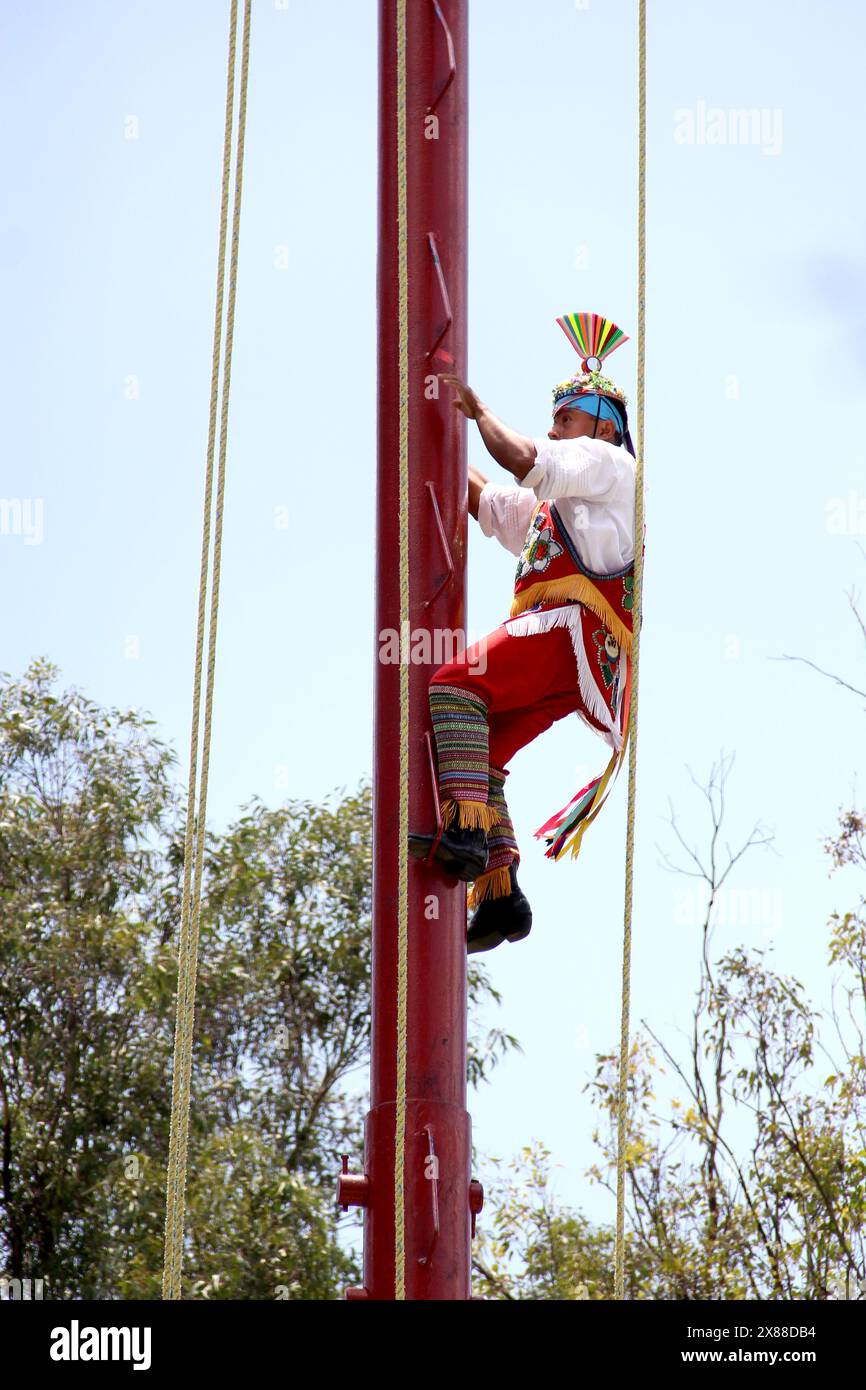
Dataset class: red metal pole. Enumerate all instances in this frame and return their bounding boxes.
[338,0,479,1300]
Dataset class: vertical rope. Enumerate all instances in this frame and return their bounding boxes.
[614,0,646,1302]
[393,0,410,1302]
[162,0,252,1301]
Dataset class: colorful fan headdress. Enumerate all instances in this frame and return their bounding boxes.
[551,312,634,455]
[557,311,628,370]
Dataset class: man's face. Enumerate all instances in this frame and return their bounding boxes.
[548,403,617,443]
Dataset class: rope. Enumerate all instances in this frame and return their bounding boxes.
[614,0,647,1301]
[393,0,410,1303]
[162,0,252,1301]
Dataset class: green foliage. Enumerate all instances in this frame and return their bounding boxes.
[476,759,866,1301]
[473,1142,628,1300]
[0,661,516,1298]
[0,659,177,1296]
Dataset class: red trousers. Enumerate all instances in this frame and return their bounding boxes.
[429,620,608,771]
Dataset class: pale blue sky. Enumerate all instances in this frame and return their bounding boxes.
[2,0,866,1243]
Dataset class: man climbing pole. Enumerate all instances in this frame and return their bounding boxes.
[409,313,639,954]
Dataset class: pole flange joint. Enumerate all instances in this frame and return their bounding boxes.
[469,1177,484,1239]
[337,1153,370,1211]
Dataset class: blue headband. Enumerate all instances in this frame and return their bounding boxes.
[554,393,625,433]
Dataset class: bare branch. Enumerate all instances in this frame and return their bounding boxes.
[772,653,866,704]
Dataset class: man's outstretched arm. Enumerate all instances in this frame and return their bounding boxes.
[441,374,537,480]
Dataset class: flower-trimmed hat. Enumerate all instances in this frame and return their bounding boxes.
[551,312,634,457]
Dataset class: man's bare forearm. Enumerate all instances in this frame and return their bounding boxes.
[475,404,537,480]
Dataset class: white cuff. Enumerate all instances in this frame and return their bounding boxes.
[519,439,548,489]
[477,483,495,537]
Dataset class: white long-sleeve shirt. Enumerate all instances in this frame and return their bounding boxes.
[477,436,636,574]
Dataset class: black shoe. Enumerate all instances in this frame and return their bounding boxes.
[466,864,532,954]
[408,823,489,882]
